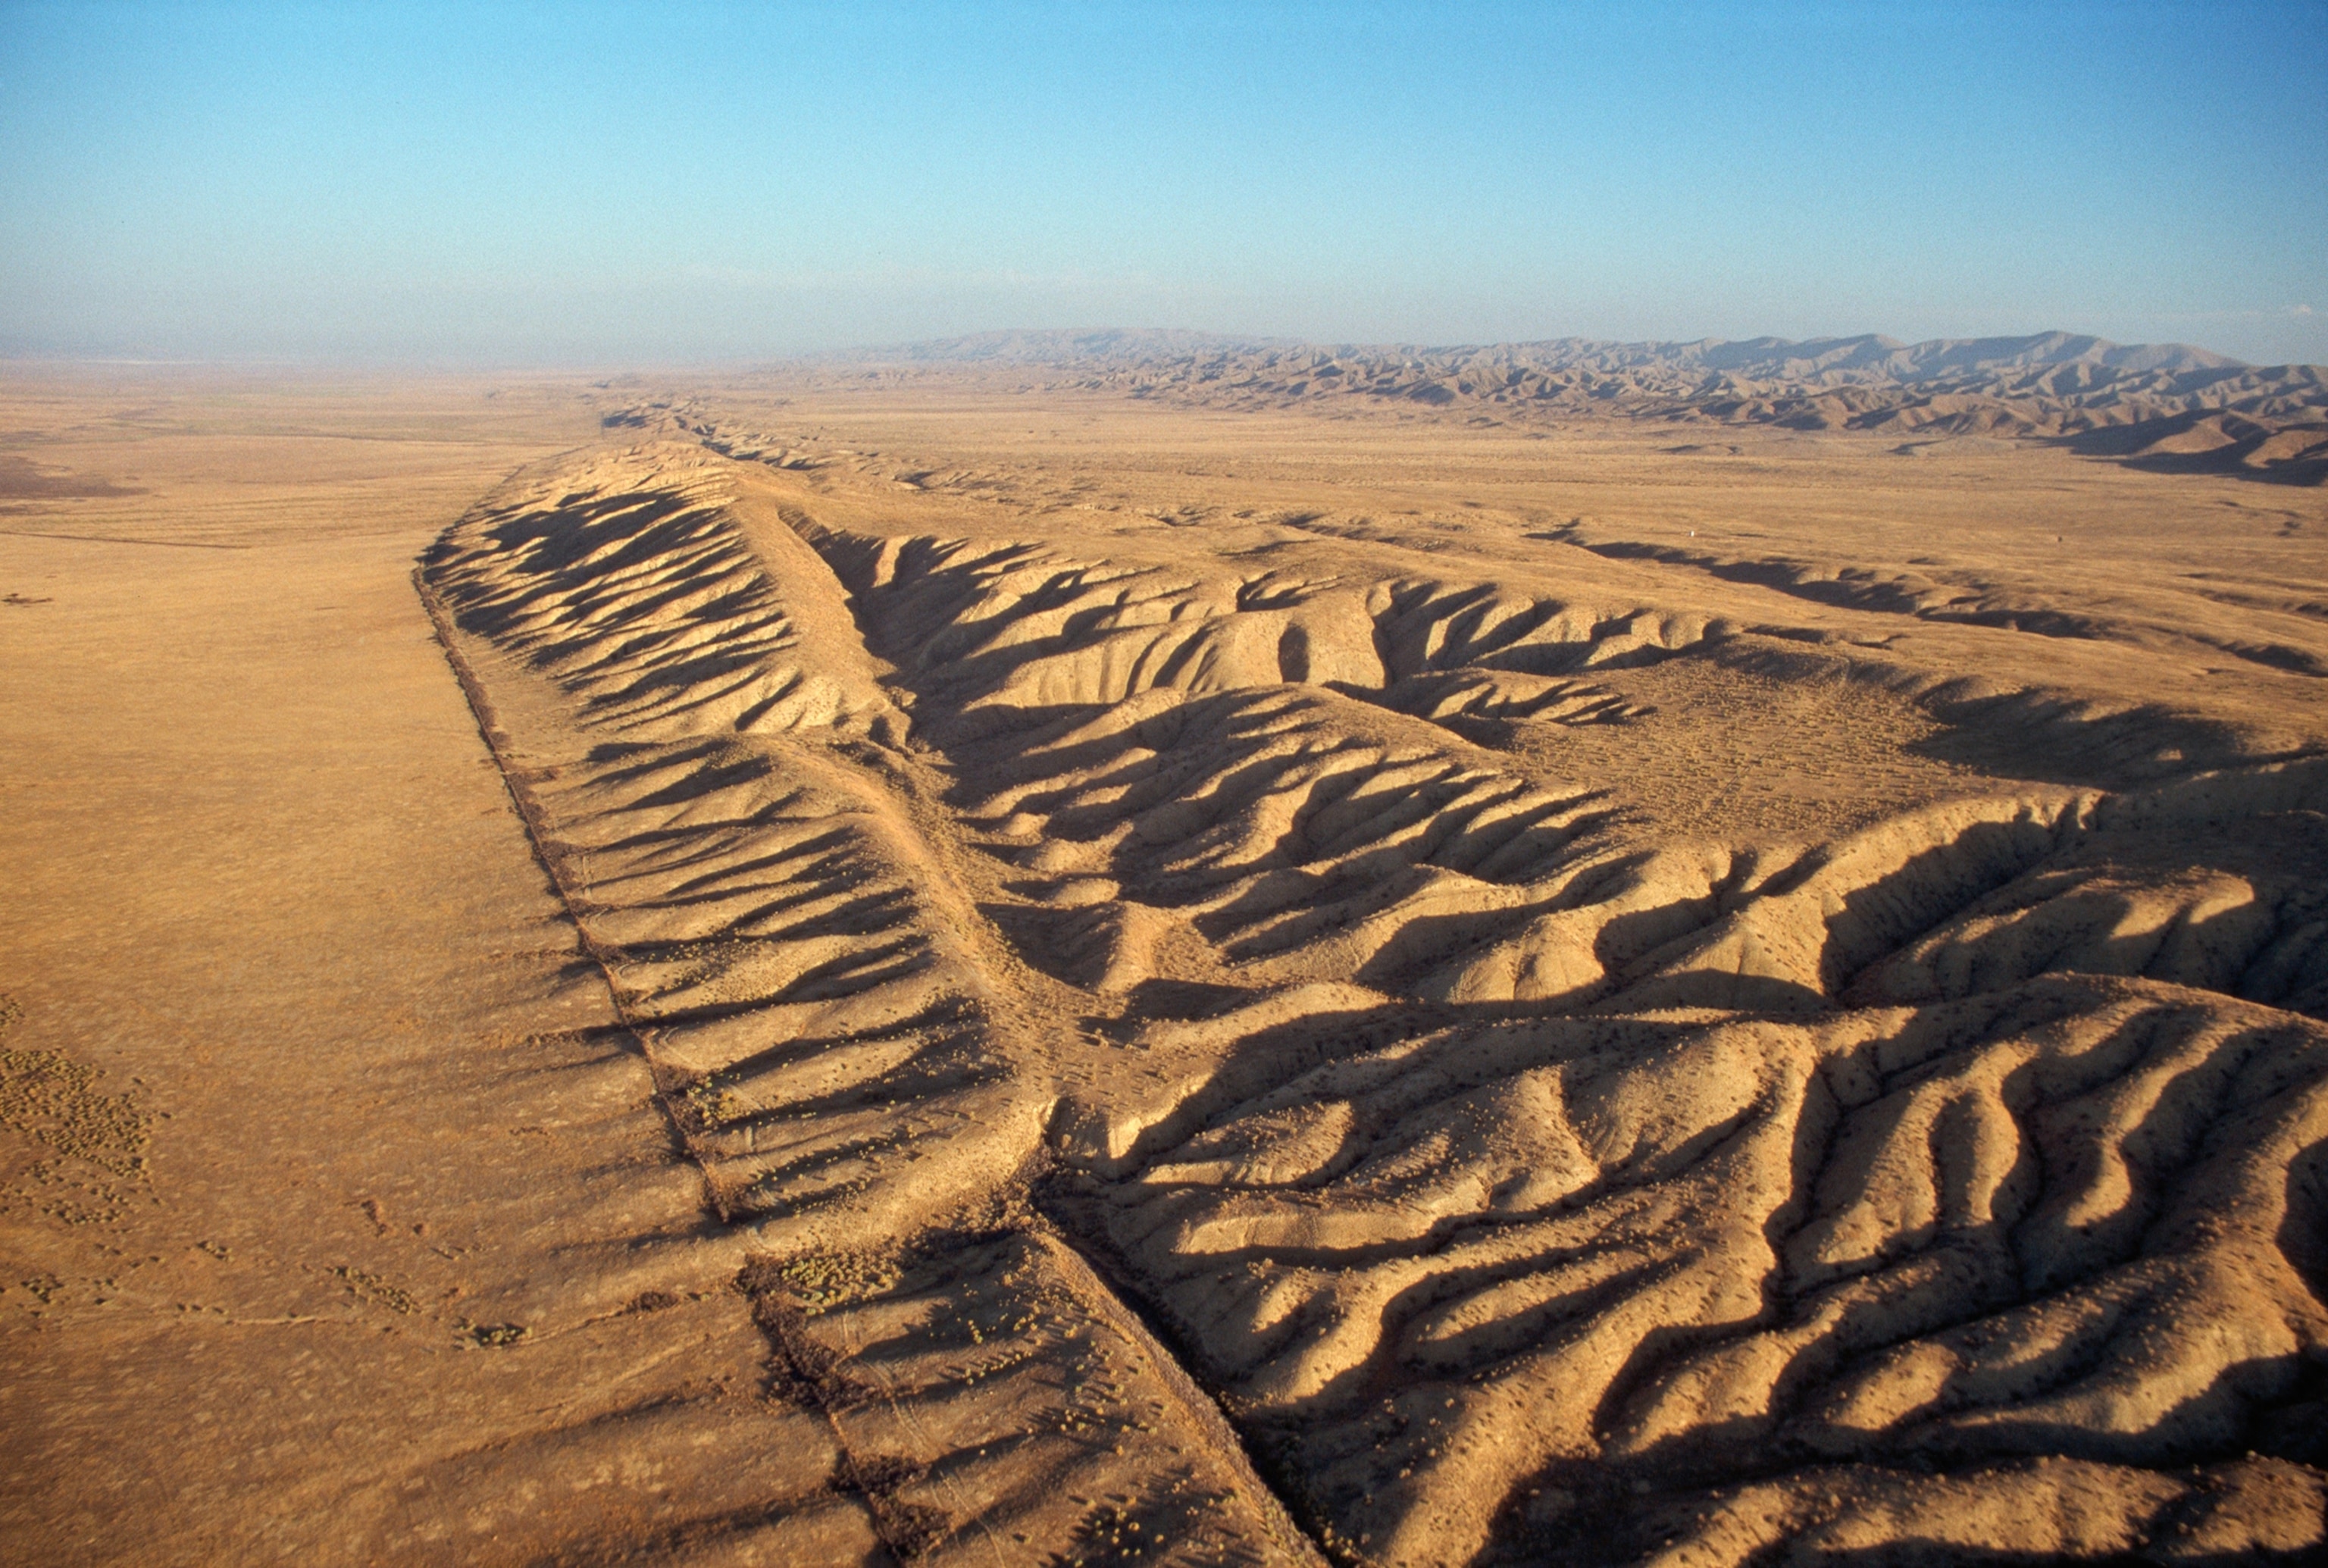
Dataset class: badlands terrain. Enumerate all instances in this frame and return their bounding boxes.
[5,334,2328,1566]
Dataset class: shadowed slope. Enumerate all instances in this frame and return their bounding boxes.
[424,430,2328,1566]
[422,445,1324,1566]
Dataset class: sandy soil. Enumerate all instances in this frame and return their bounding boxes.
[0,372,890,1565]
[7,366,2328,1565]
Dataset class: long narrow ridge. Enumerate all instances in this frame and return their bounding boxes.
[415,451,1332,1566]
[421,430,2328,1567]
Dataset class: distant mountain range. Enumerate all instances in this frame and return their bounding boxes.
[814,328,2328,484]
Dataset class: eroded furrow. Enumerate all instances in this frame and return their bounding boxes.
[425,434,2328,1566]
[1047,976,2328,1564]
[424,442,1320,1565]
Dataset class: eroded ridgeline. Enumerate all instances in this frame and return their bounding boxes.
[419,442,1323,1568]
[424,435,2328,1567]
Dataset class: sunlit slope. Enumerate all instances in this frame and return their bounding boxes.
[425,431,2328,1566]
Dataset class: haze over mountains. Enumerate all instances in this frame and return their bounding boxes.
[5,0,2323,1560]
[818,328,2328,483]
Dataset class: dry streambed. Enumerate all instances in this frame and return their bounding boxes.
[420,436,2328,1565]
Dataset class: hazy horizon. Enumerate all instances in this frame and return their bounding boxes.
[4,322,2310,379]
[4,2,2323,368]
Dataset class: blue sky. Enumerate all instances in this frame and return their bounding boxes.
[3,1,2323,365]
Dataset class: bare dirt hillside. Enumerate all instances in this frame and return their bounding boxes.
[8,366,2328,1566]
[421,380,2328,1565]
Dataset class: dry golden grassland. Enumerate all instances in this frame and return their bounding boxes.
[7,365,2328,1565]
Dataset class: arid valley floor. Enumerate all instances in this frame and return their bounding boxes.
[5,346,2328,1566]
